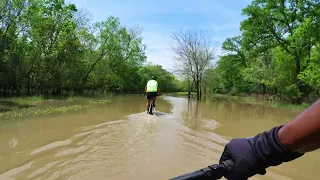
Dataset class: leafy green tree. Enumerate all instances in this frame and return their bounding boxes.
[204,0,320,104]
[0,0,148,97]
[138,64,180,93]
[240,0,320,103]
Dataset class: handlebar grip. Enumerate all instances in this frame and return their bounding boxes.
[170,168,211,180]
[170,160,234,180]
[221,159,234,173]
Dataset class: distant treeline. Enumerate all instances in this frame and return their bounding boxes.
[200,0,320,104]
[0,0,180,97]
[4,0,317,104]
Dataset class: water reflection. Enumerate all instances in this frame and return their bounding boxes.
[198,97,300,138]
[0,95,318,180]
[182,99,202,130]
[0,95,172,175]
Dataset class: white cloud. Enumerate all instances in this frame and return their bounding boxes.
[141,30,175,70]
[68,0,244,71]
[214,45,223,57]
[141,27,233,71]
[146,51,175,70]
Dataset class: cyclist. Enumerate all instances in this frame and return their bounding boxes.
[220,98,320,179]
[145,76,160,112]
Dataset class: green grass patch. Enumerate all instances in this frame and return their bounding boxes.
[176,92,196,95]
[269,102,310,111]
[11,96,44,105]
[0,97,111,122]
[209,94,256,102]
[164,92,196,96]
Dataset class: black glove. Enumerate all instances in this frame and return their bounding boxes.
[220,125,304,180]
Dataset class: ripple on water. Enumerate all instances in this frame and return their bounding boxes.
[0,162,34,180]
[0,108,309,180]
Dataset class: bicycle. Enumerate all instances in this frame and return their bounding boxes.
[147,93,161,115]
[147,97,156,115]
[170,160,233,180]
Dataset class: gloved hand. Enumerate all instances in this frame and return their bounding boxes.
[219,138,266,180]
[220,126,304,180]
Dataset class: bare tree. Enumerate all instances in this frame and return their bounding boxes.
[171,29,214,100]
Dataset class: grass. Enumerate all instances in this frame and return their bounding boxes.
[208,94,256,102]
[175,92,195,95]
[0,92,310,122]
[269,102,310,111]
[11,96,43,105]
[164,91,197,97]
[0,96,111,122]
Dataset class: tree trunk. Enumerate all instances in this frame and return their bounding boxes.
[199,82,202,100]
[262,83,266,94]
[188,77,191,100]
[195,81,200,101]
[295,54,302,104]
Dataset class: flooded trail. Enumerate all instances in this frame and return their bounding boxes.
[0,95,318,180]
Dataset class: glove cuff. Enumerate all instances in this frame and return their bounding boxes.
[248,125,304,168]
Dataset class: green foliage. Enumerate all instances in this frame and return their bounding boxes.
[203,0,320,103]
[138,64,180,92]
[0,0,179,97]
[299,46,320,91]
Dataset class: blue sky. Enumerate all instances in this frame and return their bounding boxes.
[67,0,252,71]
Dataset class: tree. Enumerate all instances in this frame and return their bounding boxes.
[171,29,214,100]
[240,0,320,103]
[138,63,180,93]
[80,16,146,93]
[0,0,148,97]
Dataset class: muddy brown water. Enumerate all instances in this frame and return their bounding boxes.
[0,95,319,180]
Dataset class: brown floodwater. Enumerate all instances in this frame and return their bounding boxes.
[0,95,319,180]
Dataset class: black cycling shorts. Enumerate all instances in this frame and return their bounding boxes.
[146,92,157,100]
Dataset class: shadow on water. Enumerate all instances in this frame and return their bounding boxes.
[151,111,168,116]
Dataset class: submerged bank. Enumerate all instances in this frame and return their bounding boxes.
[0,95,317,180]
[0,96,113,122]
[0,92,310,123]
[166,92,311,112]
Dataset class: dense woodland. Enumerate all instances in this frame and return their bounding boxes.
[0,0,180,97]
[1,0,320,104]
[201,0,320,104]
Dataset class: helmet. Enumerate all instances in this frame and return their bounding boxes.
[151,76,157,80]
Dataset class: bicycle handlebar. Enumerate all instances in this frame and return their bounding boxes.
[170,160,234,180]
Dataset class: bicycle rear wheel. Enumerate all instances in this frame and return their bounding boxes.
[148,100,154,115]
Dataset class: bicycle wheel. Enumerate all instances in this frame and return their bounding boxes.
[148,100,154,115]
